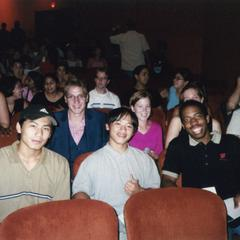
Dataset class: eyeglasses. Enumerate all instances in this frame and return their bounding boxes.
[66,94,86,101]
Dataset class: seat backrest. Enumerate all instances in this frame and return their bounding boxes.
[72,151,92,178]
[0,199,118,240]
[124,188,227,240]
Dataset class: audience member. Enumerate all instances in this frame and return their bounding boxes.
[129,91,163,161]
[1,76,28,117]
[165,81,221,148]
[22,71,43,102]
[87,46,107,69]
[121,65,162,108]
[0,22,10,52]
[87,67,121,109]
[0,104,70,222]
[167,68,191,110]
[10,20,26,50]
[47,79,108,175]
[161,100,240,238]
[31,73,66,112]
[0,91,10,129]
[56,62,69,90]
[110,20,150,77]
[72,107,160,240]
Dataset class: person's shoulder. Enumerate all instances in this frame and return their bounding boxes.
[43,147,69,165]
[150,121,161,129]
[53,109,67,119]
[221,134,240,145]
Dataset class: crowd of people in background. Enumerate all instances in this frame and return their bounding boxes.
[1,19,240,240]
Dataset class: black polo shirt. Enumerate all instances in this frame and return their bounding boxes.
[162,133,240,199]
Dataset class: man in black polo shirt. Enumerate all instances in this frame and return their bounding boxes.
[162,100,240,204]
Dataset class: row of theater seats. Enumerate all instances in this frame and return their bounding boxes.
[0,188,227,240]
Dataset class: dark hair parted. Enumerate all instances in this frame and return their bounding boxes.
[179,100,208,123]
[129,90,152,107]
[108,107,138,133]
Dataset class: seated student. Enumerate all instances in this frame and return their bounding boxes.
[129,90,163,161]
[161,100,240,239]
[73,107,160,240]
[31,73,67,112]
[1,76,28,117]
[87,67,121,109]
[47,79,108,175]
[167,68,191,110]
[165,81,221,148]
[121,65,162,108]
[0,104,70,222]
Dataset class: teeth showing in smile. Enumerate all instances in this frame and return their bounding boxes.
[192,127,201,134]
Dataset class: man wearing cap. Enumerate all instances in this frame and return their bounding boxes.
[0,104,70,222]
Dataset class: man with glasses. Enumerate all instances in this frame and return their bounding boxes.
[47,79,108,177]
[87,67,120,109]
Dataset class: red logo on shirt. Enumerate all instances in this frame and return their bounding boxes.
[219,152,227,160]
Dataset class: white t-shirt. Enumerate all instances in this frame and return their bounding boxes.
[110,30,150,71]
[87,89,121,109]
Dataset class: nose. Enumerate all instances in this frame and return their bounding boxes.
[119,124,127,132]
[189,117,198,126]
[35,127,43,137]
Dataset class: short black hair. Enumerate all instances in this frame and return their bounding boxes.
[179,100,208,123]
[108,107,138,133]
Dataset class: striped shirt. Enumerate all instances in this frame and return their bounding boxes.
[0,141,70,221]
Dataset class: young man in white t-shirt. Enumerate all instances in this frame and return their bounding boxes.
[87,67,121,109]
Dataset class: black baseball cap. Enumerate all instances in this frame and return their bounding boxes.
[19,104,57,126]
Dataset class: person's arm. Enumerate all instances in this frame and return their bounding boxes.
[0,92,10,129]
[227,76,240,112]
[72,192,90,199]
[161,174,178,187]
[165,116,182,149]
[212,118,221,134]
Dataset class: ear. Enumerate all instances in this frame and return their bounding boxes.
[134,74,138,80]
[130,105,135,112]
[64,96,67,104]
[85,94,89,103]
[16,122,22,134]
[106,124,110,131]
[106,80,110,85]
[206,115,210,124]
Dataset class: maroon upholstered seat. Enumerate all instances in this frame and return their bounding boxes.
[124,188,227,240]
[72,151,92,178]
[0,199,118,240]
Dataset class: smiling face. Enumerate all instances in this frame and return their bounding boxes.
[65,86,87,115]
[44,76,57,94]
[131,97,151,122]
[181,105,210,144]
[17,117,52,151]
[106,114,134,150]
